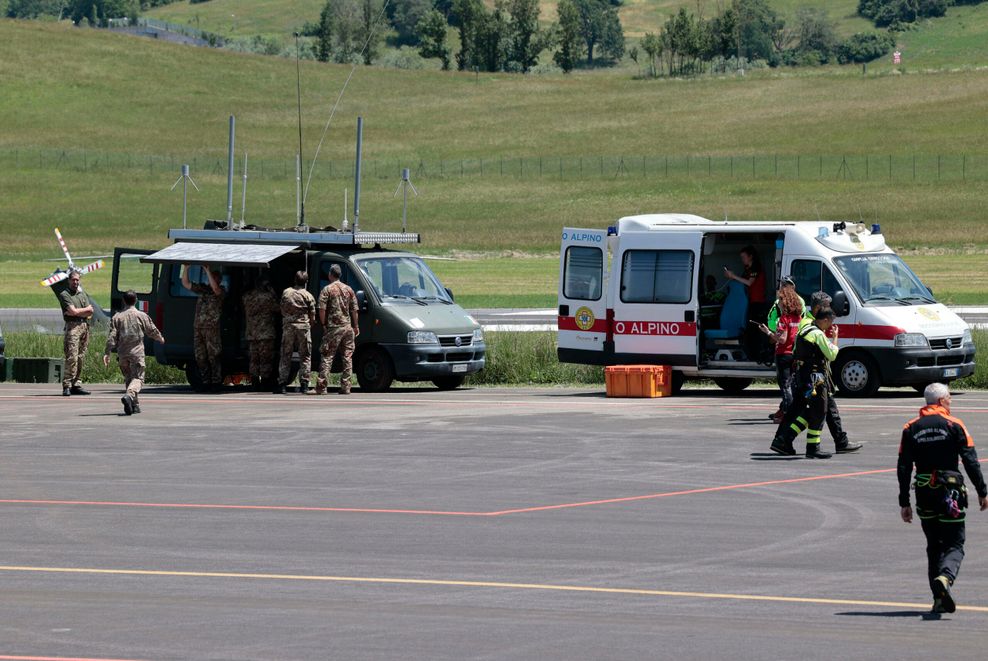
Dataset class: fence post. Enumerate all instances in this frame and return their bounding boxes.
[599,156,603,176]
[865,155,869,180]
[889,154,892,181]
[83,149,87,171]
[708,155,711,176]
[665,156,668,178]
[644,155,647,177]
[938,155,941,180]
[730,156,733,178]
[480,158,484,176]
[913,154,916,181]
[751,155,755,178]
[963,155,966,181]
[797,155,800,179]
[686,155,690,177]
[774,154,777,178]
[819,155,823,178]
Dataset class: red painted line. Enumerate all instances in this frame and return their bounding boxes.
[486,467,897,515]
[0,466,916,518]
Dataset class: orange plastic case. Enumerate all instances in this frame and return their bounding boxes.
[604,365,672,398]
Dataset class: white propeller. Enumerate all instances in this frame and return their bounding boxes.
[40,228,105,287]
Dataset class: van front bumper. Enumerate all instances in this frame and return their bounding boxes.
[386,342,486,380]
[870,345,976,386]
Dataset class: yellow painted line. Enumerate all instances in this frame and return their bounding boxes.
[1,565,986,613]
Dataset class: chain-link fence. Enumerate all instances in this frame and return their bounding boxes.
[2,148,987,183]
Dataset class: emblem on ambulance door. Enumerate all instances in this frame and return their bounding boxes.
[575,306,595,331]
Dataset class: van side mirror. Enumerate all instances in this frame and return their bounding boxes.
[445,287,454,302]
[832,290,850,317]
[356,290,368,312]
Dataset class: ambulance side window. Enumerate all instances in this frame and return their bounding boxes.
[791,259,841,303]
[563,246,603,301]
[620,250,694,304]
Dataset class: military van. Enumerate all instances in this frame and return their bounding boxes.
[110,222,485,392]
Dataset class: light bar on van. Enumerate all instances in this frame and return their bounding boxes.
[894,333,929,348]
[408,331,439,344]
[963,329,973,346]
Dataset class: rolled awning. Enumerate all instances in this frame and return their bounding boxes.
[141,242,300,267]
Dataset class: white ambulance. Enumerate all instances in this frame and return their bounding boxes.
[557,214,975,396]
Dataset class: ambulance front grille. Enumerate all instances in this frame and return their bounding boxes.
[929,337,964,351]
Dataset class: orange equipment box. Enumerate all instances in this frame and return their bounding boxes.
[604,365,673,398]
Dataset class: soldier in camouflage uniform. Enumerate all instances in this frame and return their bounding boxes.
[317,264,360,395]
[276,271,316,394]
[242,275,280,390]
[59,269,94,396]
[182,264,226,392]
[103,290,165,415]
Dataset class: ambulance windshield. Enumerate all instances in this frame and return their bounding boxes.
[354,255,452,304]
[833,253,934,305]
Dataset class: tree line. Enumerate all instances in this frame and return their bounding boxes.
[6,1,187,26]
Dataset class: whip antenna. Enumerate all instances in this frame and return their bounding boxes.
[294,32,306,229]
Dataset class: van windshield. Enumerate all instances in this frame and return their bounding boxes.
[833,253,935,305]
[354,255,452,304]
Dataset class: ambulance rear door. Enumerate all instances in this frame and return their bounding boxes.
[557,228,608,364]
[612,232,702,366]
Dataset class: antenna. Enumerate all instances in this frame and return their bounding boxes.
[353,116,363,234]
[240,152,248,226]
[296,152,303,230]
[170,164,200,230]
[294,32,305,229]
[342,187,349,231]
[226,115,235,228]
[392,168,418,234]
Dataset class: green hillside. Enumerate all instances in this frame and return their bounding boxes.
[2,18,988,306]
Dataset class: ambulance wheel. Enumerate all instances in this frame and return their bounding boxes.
[356,347,394,392]
[432,375,465,390]
[185,363,207,393]
[835,351,880,397]
[671,371,686,395]
[713,377,752,394]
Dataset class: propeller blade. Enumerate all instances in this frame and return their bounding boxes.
[44,255,110,262]
[41,271,69,287]
[54,227,74,268]
[82,260,105,274]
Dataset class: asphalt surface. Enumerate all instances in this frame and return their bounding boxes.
[2,384,988,660]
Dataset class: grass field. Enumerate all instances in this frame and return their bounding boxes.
[3,20,988,307]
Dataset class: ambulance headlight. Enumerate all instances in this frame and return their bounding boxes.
[894,333,929,348]
[472,328,484,343]
[407,331,439,344]
[962,329,973,346]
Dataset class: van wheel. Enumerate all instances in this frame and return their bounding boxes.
[432,375,465,390]
[356,347,394,392]
[713,377,752,394]
[185,363,207,393]
[835,352,880,397]
[671,371,686,395]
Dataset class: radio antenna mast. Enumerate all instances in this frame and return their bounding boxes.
[294,32,306,229]
[170,164,200,230]
[392,168,418,234]
[240,152,248,226]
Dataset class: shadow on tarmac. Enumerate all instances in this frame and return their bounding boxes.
[836,610,944,621]
[749,452,803,461]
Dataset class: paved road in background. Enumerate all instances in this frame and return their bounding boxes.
[4,306,988,333]
[1,385,988,660]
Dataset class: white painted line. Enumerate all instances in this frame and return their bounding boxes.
[483,324,556,332]
[950,307,988,314]
[490,309,556,317]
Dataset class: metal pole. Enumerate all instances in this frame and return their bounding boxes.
[182,164,189,230]
[353,116,363,234]
[226,115,235,227]
[296,153,302,227]
[240,152,248,225]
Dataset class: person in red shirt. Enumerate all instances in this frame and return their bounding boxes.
[759,285,803,424]
[724,245,768,362]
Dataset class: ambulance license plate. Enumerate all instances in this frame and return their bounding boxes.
[943,367,959,378]
[452,364,468,373]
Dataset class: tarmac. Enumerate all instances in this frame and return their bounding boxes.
[1,383,988,660]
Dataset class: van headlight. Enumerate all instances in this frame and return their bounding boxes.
[894,333,929,348]
[472,328,484,343]
[407,331,438,344]
[963,329,973,346]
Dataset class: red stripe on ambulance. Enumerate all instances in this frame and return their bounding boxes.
[558,316,608,333]
[614,321,697,336]
[838,324,905,341]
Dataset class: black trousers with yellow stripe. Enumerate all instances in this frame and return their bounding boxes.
[775,374,829,448]
[919,514,966,595]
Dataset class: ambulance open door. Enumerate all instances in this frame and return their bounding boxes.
[557,228,608,365]
[611,232,702,366]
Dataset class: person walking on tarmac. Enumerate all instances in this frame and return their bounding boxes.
[58,269,94,397]
[757,282,804,425]
[898,383,988,613]
[803,291,861,454]
[103,290,165,415]
[770,308,841,458]
[276,271,316,394]
[316,264,360,395]
[182,263,226,392]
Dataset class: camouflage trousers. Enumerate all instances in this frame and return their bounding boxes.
[194,323,222,385]
[279,324,311,385]
[318,326,355,393]
[117,353,146,404]
[62,321,89,388]
[247,339,277,382]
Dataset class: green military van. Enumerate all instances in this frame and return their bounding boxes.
[110,222,485,392]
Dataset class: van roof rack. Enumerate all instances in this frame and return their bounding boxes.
[168,227,420,248]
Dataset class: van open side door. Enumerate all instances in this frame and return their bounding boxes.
[557,228,608,365]
[611,232,702,366]
[111,248,156,315]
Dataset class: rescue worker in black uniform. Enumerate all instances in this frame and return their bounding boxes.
[770,307,840,458]
[806,292,860,454]
[898,383,987,614]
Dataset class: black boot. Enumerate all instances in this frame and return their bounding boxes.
[299,380,311,394]
[933,575,956,613]
[132,402,141,414]
[273,383,286,395]
[835,438,863,453]
[121,394,134,416]
[770,436,795,456]
[805,443,832,459]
